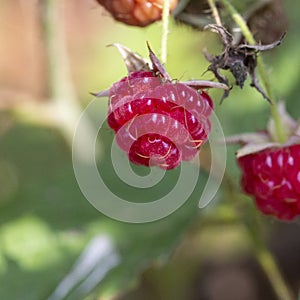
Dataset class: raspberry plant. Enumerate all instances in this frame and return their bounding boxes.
[3,1,297,300]
[93,0,299,298]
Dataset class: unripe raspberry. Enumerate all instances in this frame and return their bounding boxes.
[96,0,178,27]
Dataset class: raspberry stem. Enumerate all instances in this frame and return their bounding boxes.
[207,0,222,26]
[161,0,171,64]
[220,0,287,144]
[242,207,296,300]
[256,247,295,300]
[222,173,295,300]
[203,188,295,300]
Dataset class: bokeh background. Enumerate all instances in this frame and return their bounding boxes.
[0,0,300,299]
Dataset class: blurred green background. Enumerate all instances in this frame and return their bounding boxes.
[0,1,300,299]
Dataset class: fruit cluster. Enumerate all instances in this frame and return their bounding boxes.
[96,0,178,27]
[93,0,300,223]
[107,71,213,169]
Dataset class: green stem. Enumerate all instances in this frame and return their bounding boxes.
[224,177,295,300]
[221,0,286,144]
[204,199,295,300]
[243,210,295,300]
[161,0,170,64]
[256,246,295,300]
[207,0,222,26]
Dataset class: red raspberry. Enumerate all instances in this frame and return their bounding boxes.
[96,0,178,27]
[107,71,213,169]
[238,145,300,220]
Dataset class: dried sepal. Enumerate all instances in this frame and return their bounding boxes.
[236,142,280,158]
[204,24,233,46]
[225,131,278,158]
[204,24,285,103]
[92,43,229,99]
[147,42,172,82]
[225,132,270,145]
[108,43,149,73]
[90,89,109,98]
[295,123,300,137]
[226,102,300,158]
[183,80,229,90]
[238,33,285,51]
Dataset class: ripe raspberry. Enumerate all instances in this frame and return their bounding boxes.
[238,145,300,220]
[96,0,178,27]
[107,71,213,169]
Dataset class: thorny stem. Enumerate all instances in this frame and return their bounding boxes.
[207,0,222,26]
[221,0,287,144]
[161,0,170,64]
